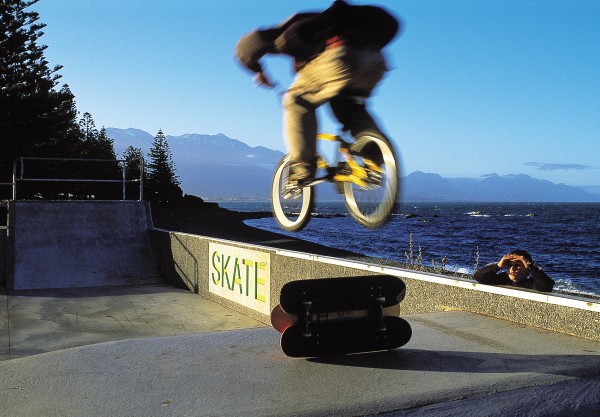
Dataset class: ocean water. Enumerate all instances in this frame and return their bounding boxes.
[216,200,600,298]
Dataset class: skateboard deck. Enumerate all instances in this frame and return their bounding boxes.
[272,275,411,357]
[279,275,406,315]
[281,316,412,357]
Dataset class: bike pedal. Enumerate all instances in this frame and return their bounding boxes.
[364,159,383,173]
[333,174,368,187]
[282,182,303,199]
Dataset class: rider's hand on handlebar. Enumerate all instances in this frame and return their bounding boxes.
[254,70,276,89]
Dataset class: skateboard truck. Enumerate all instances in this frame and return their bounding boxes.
[375,296,386,332]
[301,300,313,337]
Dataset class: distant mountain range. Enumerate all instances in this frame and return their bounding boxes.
[106,128,600,203]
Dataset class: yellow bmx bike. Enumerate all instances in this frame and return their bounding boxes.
[271,130,399,231]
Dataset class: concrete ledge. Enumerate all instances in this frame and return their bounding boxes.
[150,229,600,341]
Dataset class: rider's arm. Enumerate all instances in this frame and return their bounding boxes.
[235,29,279,73]
[236,12,322,72]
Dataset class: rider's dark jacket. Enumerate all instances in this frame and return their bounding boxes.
[235,13,319,73]
[235,0,399,74]
[473,263,555,292]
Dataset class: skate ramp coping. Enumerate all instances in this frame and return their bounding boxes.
[7,201,162,290]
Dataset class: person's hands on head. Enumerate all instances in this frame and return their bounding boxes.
[507,253,531,269]
[498,253,530,270]
[497,254,511,269]
[498,253,531,283]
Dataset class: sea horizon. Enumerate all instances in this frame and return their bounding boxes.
[213,200,600,299]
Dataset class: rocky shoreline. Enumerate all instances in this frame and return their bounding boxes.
[149,198,368,260]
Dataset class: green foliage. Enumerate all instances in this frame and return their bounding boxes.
[1,2,121,199]
[123,146,144,178]
[403,231,474,279]
[0,0,81,181]
[78,114,116,161]
[145,130,183,203]
[473,246,480,274]
[79,112,98,143]
[2,2,183,202]
[123,146,144,200]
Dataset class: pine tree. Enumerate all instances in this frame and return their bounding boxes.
[68,113,118,199]
[123,146,144,177]
[96,127,116,160]
[123,146,144,200]
[0,0,81,181]
[78,113,115,160]
[79,112,98,142]
[90,126,120,199]
[145,130,183,203]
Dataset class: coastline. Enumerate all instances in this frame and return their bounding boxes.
[150,200,365,260]
[150,199,600,302]
[150,199,421,270]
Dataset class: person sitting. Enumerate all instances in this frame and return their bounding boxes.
[473,249,555,292]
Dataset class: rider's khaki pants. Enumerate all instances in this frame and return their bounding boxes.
[282,46,388,165]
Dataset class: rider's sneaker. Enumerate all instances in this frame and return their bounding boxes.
[288,160,316,186]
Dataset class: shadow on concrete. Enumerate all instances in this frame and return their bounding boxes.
[309,349,599,378]
[149,231,200,292]
[3,283,180,299]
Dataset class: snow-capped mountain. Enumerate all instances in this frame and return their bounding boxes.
[106,128,600,202]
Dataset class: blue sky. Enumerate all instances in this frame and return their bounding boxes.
[34,0,599,188]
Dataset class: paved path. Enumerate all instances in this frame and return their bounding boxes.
[0,285,264,360]
[1,284,598,416]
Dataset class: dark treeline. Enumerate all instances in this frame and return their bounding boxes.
[1,0,182,202]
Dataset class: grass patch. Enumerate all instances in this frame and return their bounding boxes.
[402,232,477,279]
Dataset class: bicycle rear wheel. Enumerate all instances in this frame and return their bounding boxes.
[343,131,399,228]
[271,155,314,231]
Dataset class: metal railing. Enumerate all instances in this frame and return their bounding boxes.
[9,157,144,201]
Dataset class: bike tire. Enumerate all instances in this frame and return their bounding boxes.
[271,155,314,232]
[343,131,399,228]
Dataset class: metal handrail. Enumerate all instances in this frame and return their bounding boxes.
[11,157,144,201]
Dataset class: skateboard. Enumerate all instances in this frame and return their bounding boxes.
[271,275,412,357]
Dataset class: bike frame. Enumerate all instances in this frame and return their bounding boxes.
[312,133,383,188]
[272,129,398,231]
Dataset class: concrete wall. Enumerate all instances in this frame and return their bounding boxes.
[150,229,600,341]
[8,201,162,290]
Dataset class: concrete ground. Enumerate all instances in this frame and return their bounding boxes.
[0,284,265,360]
[1,284,598,417]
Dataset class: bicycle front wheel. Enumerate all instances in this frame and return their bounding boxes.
[343,131,399,228]
[271,155,314,232]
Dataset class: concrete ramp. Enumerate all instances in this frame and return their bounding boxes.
[7,201,162,290]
